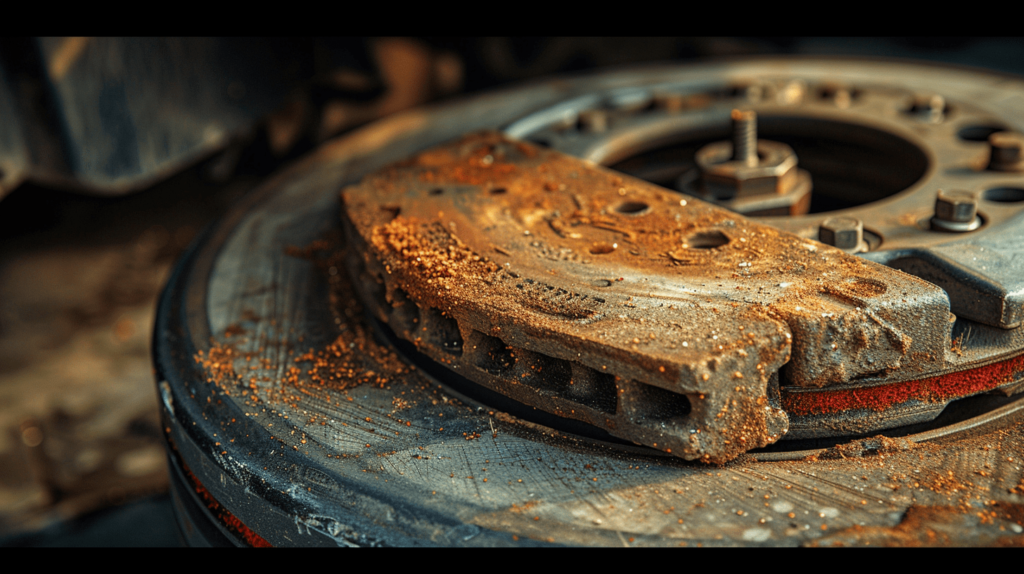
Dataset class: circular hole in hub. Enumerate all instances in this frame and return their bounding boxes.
[607,116,929,216]
[983,187,1024,203]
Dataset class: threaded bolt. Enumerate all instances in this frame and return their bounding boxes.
[819,217,864,250]
[988,131,1024,171]
[731,109,758,167]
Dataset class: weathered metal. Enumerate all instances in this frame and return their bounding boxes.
[341,132,953,462]
[818,216,866,252]
[866,211,1024,330]
[931,189,982,233]
[156,58,1024,547]
[987,131,1024,172]
[680,109,813,216]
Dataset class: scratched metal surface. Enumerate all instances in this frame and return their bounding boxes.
[155,59,1024,546]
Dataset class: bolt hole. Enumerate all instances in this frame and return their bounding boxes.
[615,201,649,215]
[380,205,401,220]
[957,125,1008,142]
[490,187,507,195]
[429,188,443,195]
[592,279,612,287]
[983,187,1024,203]
[589,242,617,255]
[684,230,729,249]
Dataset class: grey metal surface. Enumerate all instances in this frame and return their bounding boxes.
[866,210,1024,329]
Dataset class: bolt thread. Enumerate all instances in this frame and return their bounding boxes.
[731,109,757,166]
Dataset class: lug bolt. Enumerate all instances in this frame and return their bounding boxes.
[819,217,865,252]
[731,109,758,167]
[910,94,946,123]
[987,131,1024,171]
[931,189,981,232]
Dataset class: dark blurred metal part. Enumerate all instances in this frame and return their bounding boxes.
[0,38,372,198]
[987,131,1024,172]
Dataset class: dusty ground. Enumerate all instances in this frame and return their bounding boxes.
[0,168,254,537]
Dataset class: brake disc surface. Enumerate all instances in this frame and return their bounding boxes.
[156,59,1024,546]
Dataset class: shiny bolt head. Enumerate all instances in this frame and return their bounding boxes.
[819,217,863,250]
[909,94,946,123]
[934,189,978,223]
[988,131,1024,171]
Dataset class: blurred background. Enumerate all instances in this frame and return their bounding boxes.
[1,37,1023,546]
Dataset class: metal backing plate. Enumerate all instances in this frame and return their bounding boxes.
[155,59,1024,546]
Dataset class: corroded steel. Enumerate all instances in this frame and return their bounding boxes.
[341,132,952,463]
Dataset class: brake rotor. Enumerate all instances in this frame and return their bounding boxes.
[156,58,1024,546]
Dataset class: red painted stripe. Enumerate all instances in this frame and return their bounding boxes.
[782,353,1024,416]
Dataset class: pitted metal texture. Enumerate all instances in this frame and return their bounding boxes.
[341,132,953,463]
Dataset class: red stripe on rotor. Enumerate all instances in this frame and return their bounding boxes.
[782,353,1024,416]
[180,460,273,547]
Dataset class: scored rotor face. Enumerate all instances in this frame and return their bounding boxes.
[341,133,954,463]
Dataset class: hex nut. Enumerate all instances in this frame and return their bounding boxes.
[819,217,863,250]
[908,94,946,123]
[695,140,799,199]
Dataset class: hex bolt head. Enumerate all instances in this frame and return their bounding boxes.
[931,189,981,232]
[988,131,1024,171]
[819,217,863,250]
[910,94,946,123]
[934,189,977,223]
